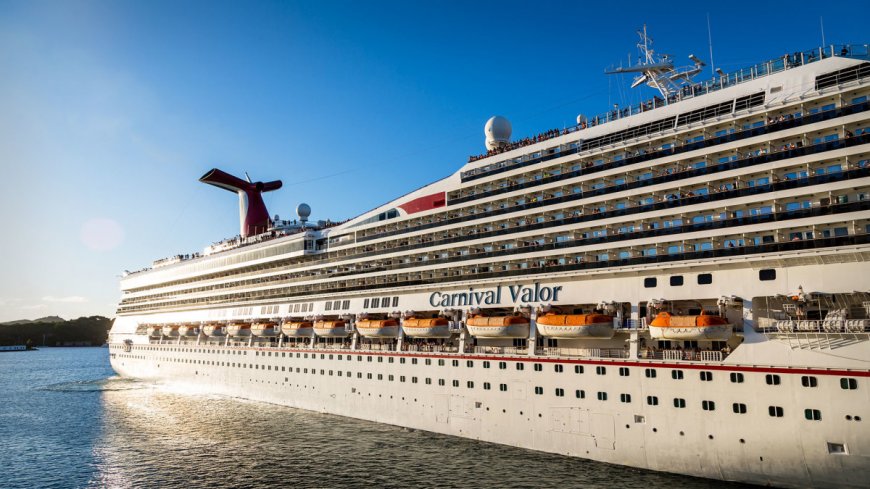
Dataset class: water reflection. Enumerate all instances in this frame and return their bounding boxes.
[91,382,746,489]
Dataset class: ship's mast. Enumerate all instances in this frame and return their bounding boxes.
[605,25,706,99]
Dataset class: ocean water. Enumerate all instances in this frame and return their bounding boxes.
[0,348,751,488]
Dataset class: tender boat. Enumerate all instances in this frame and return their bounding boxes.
[282,321,314,337]
[649,311,732,340]
[178,323,199,336]
[535,313,615,339]
[226,322,252,338]
[250,321,280,336]
[202,323,226,337]
[401,317,452,338]
[313,320,350,337]
[465,315,530,338]
[161,324,180,337]
[355,318,400,338]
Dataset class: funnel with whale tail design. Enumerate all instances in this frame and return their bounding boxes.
[199,168,282,237]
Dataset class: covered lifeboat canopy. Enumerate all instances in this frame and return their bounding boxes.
[535,313,615,339]
[649,311,732,340]
[465,314,530,338]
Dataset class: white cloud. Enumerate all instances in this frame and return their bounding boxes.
[42,295,88,303]
[21,304,48,310]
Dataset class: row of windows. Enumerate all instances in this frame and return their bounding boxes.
[362,296,399,309]
[323,299,351,311]
[643,270,777,288]
[134,345,863,391]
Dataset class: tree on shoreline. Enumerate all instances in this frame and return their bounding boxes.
[0,316,112,346]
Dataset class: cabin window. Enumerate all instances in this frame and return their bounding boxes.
[672,370,684,380]
[697,273,713,285]
[766,374,781,385]
[645,368,657,378]
[730,372,744,383]
[647,396,659,405]
[670,276,684,286]
[555,388,565,397]
[620,394,632,403]
[700,371,713,381]
[733,403,747,414]
[769,406,784,417]
[534,363,543,372]
[575,365,584,374]
[759,269,776,281]
[673,398,686,408]
[841,378,858,390]
[483,382,491,390]
[534,386,543,395]
[805,409,822,421]
[619,367,630,377]
[702,400,716,411]
[801,376,818,387]
[597,392,608,401]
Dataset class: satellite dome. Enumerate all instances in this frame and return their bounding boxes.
[296,203,311,222]
[576,114,587,125]
[484,115,512,151]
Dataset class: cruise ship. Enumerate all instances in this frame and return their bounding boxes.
[109,32,870,488]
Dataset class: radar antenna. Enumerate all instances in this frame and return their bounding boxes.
[605,25,706,99]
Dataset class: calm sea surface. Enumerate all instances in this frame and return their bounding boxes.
[0,348,752,488]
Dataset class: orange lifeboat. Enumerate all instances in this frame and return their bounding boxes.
[356,319,400,338]
[226,322,252,338]
[146,324,162,338]
[178,323,199,337]
[313,320,350,337]
[649,312,732,340]
[161,323,180,337]
[465,315,530,338]
[282,321,314,337]
[202,323,226,337]
[401,317,452,338]
[250,321,279,337]
[535,313,615,339]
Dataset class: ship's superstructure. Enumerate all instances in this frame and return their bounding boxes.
[109,37,870,488]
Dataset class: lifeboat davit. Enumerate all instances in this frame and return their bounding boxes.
[202,323,226,337]
[178,323,199,337]
[465,315,530,338]
[226,322,252,338]
[356,319,400,338]
[401,317,452,338]
[161,324,180,337]
[282,321,314,337]
[649,312,732,340]
[313,320,350,337]
[251,321,280,337]
[535,313,615,339]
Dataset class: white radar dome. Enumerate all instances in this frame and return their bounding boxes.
[576,114,587,125]
[296,203,311,222]
[485,115,512,151]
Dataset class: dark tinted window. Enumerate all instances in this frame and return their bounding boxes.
[644,277,657,288]
[697,273,712,285]
[670,276,684,286]
[759,269,776,281]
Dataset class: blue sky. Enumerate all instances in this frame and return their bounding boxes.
[0,0,867,321]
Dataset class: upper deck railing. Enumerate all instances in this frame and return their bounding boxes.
[464,44,870,174]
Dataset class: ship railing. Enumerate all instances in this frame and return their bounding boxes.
[763,319,870,333]
[640,349,727,362]
[472,346,525,356]
[357,343,398,352]
[537,347,629,359]
[403,344,460,353]
[618,318,648,330]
